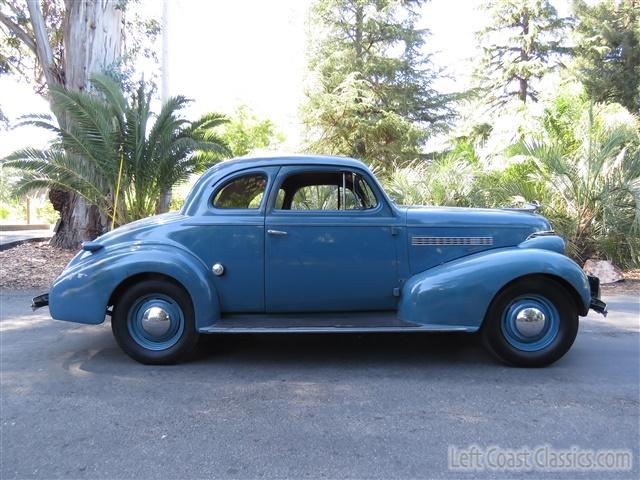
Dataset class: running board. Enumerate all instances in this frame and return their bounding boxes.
[199,312,477,334]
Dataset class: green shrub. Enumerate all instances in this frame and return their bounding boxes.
[384,157,480,207]
[0,205,9,220]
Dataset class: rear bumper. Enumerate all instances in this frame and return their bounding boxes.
[31,293,49,311]
[587,276,607,316]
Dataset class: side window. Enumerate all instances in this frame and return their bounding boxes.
[213,173,267,209]
[356,174,377,209]
[292,185,340,210]
[276,170,378,211]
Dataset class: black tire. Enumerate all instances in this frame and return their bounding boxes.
[111,279,199,364]
[481,277,579,367]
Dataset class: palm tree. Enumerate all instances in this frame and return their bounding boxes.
[511,105,640,267]
[2,74,230,229]
[383,156,479,207]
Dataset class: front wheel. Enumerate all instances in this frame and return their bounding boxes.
[111,279,199,364]
[481,277,579,367]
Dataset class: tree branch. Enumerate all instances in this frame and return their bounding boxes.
[25,0,58,87]
[0,11,37,54]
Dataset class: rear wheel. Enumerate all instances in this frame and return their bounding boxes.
[111,279,199,364]
[481,277,578,367]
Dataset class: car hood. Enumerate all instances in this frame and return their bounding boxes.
[402,206,553,273]
[403,205,551,232]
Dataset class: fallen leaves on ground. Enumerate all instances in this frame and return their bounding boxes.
[0,241,76,290]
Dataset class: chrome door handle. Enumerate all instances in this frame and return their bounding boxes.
[267,229,288,236]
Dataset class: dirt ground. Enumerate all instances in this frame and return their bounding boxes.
[0,241,75,290]
[601,269,640,295]
[0,240,638,295]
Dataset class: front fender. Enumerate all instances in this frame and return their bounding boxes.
[398,247,590,330]
[49,243,220,329]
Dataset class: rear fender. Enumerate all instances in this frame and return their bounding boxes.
[49,243,220,329]
[398,247,590,330]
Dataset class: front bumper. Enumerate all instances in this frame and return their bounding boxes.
[587,276,607,316]
[31,293,49,311]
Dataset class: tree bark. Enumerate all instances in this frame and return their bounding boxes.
[49,0,123,249]
[26,0,59,87]
[157,190,172,214]
[63,0,122,93]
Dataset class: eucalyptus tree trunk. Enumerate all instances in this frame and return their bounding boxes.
[49,0,123,248]
[4,1,122,248]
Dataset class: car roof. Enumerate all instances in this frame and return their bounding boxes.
[207,154,369,175]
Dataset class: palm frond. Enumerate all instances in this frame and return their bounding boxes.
[188,112,229,132]
[6,78,234,227]
[89,73,128,113]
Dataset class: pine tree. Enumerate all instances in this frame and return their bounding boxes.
[475,0,570,107]
[573,0,640,113]
[302,0,453,170]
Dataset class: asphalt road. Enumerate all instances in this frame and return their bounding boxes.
[1,289,638,479]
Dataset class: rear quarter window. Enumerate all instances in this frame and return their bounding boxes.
[212,174,267,209]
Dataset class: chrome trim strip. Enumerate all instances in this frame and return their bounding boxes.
[411,236,493,246]
[525,230,556,240]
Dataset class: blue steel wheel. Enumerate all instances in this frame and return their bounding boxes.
[500,295,560,352]
[126,294,185,351]
[481,277,579,367]
[111,279,199,364]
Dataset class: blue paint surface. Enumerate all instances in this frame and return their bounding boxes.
[47,155,593,332]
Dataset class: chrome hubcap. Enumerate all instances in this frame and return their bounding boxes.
[140,306,172,337]
[514,307,546,337]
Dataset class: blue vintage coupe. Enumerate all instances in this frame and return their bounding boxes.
[33,155,606,366]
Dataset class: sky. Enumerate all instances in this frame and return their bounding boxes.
[0,0,572,157]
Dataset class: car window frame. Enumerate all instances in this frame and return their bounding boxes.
[266,165,387,216]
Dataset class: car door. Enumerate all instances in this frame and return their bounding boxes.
[180,167,277,313]
[264,166,401,313]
